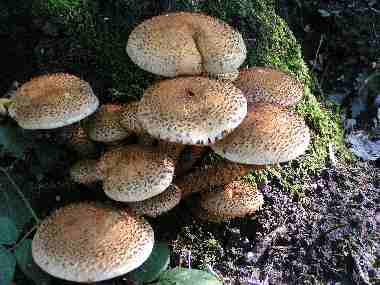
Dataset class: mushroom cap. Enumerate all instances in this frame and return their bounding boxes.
[96,146,127,180]
[137,77,247,145]
[200,180,264,219]
[234,67,304,107]
[126,12,246,78]
[120,101,144,133]
[32,202,154,283]
[59,124,98,158]
[70,159,101,185]
[128,184,182,218]
[9,73,99,129]
[85,104,130,142]
[211,104,310,165]
[103,145,176,202]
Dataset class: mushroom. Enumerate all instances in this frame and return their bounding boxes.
[137,77,247,145]
[58,123,98,158]
[200,180,264,219]
[128,184,182,218]
[174,160,266,197]
[70,159,101,185]
[211,103,311,165]
[8,73,99,129]
[32,202,154,283]
[100,145,176,202]
[84,104,130,143]
[126,12,246,80]
[234,67,304,107]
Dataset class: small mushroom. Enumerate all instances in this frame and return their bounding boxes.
[200,180,264,219]
[85,104,130,142]
[174,160,266,197]
[234,67,304,107]
[32,202,154,283]
[101,145,176,202]
[8,73,99,129]
[128,184,182,218]
[70,159,100,185]
[59,123,97,158]
[137,77,247,145]
[211,104,311,165]
[127,12,246,79]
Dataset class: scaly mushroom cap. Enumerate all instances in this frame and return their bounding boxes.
[96,147,127,180]
[32,202,154,283]
[9,73,99,129]
[128,184,182,218]
[120,101,144,133]
[234,67,304,107]
[200,181,264,219]
[85,104,130,142]
[126,12,246,79]
[137,77,247,145]
[59,124,97,158]
[70,159,100,185]
[211,104,310,165]
[103,145,176,202]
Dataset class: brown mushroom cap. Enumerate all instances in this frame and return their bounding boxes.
[85,104,130,142]
[175,160,266,197]
[103,145,176,202]
[211,104,310,165]
[200,181,264,219]
[128,184,182,218]
[70,159,100,185]
[32,202,154,283]
[137,77,247,145]
[234,67,304,107]
[9,73,99,129]
[126,12,246,78]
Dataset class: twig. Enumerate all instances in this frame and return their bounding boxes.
[9,223,39,251]
[0,167,40,224]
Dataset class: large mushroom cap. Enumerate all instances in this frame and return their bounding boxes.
[137,77,247,145]
[32,202,154,283]
[120,101,144,134]
[211,104,310,165]
[85,104,130,142]
[103,145,176,202]
[234,67,304,107]
[200,180,264,219]
[9,73,99,129]
[126,12,246,79]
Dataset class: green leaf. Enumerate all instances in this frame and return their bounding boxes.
[0,122,30,158]
[14,239,51,285]
[0,171,34,232]
[0,217,19,245]
[0,246,16,285]
[128,241,171,283]
[158,268,223,285]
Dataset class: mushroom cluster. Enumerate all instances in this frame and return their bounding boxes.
[1,12,311,283]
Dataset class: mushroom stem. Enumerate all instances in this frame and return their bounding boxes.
[174,160,266,197]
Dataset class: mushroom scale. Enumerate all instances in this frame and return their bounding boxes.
[211,104,311,165]
[32,202,154,283]
[200,180,264,219]
[102,145,176,202]
[9,73,99,129]
[126,12,246,79]
[137,77,247,145]
[234,67,304,107]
